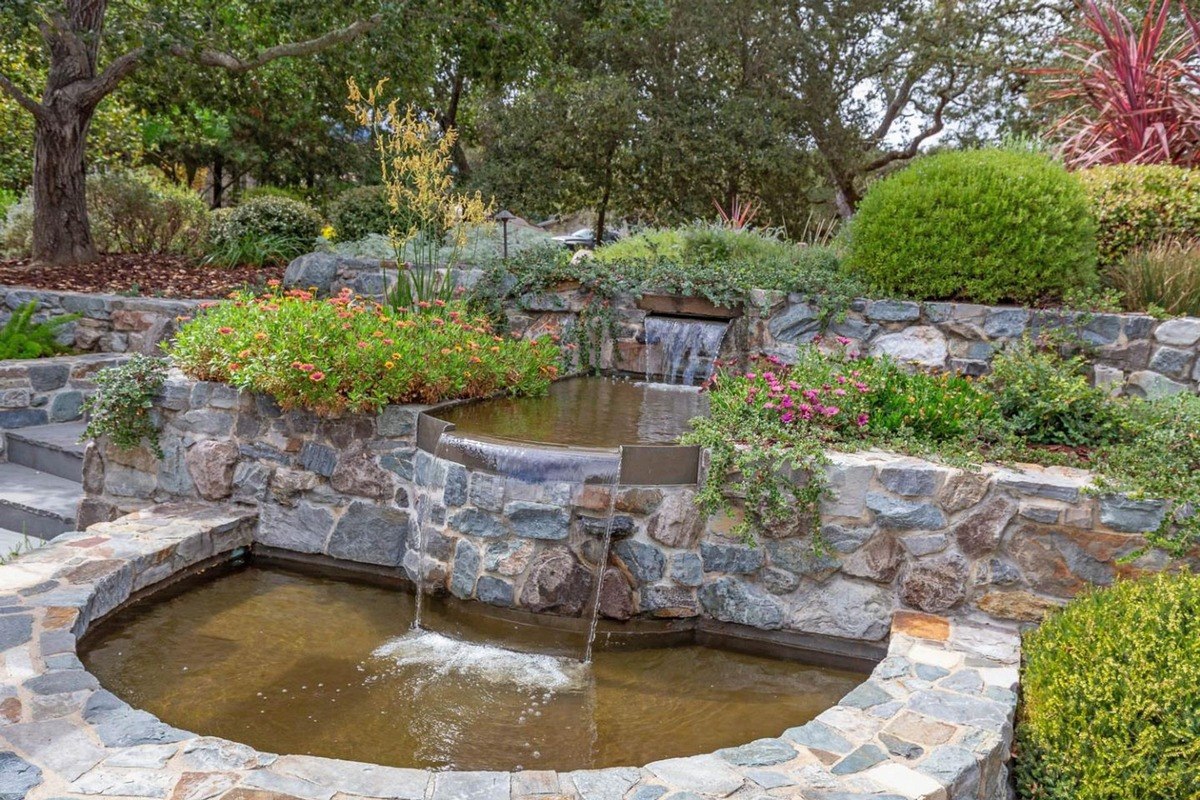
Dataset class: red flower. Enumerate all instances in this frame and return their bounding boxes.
[217,326,234,335]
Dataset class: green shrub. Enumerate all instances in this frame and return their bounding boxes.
[845,149,1099,304]
[989,339,1127,446]
[206,196,322,266]
[89,169,209,255]
[1017,572,1200,800]
[168,287,561,415]
[1106,239,1200,317]
[1078,164,1200,266]
[0,188,16,221]
[241,185,309,204]
[82,355,169,457]
[329,185,394,242]
[0,301,79,360]
[0,191,33,258]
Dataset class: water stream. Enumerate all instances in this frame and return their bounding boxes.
[583,449,622,663]
[643,316,730,384]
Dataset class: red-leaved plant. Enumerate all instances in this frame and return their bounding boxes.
[1038,0,1200,168]
[712,195,759,230]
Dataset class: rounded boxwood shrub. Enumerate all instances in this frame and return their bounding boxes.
[210,195,322,249]
[845,149,1099,304]
[1077,164,1200,266]
[1016,571,1200,800]
[89,169,209,255]
[329,185,394,242]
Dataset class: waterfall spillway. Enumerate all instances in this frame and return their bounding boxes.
[583,448,623,663]
[643,316,729,384]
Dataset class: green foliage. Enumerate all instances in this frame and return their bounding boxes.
[168,287,561,415]
[328,185,393,242]
[1077,163,1200,267]
[0,188,16,220]
[205,197,321,266]
[685,346,998,538]
[241,185,309,204]
[845,149,1099,304]
[1016,572,1200,800]
[81,355,169,458]
[0,190,31,257]
[988,339,1127,446]
[0,301,79,360]
[89,169,209,255]
[1106,239,1200,317]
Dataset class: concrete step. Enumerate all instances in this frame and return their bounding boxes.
[5,421,87,483]
[0,462,81,540]
[0,526,46,562]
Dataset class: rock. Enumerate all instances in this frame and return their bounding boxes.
[1126,370,1188,399]
[377,404,419,437]
[0,751,42,798]
[975,556,1021,587]
[976,590,1061,622]
[841,534,904,583]
[878,464,943,497]
[1149,346,1194,379]
[761,566,800,595]
[646,492,701,548]
[48,390,84,422]
[326,501,409,566]
[468,472,504,511]
[765,539,839,580]
[700,541,765,574]
[283,252,340,294]
[639,585,700,618]
[939,471,991,513]
[903,533,949,556]
[185,440,238,500]
[598,567,635,620]
[866,493,946,530]
[505,501,570,540]
[330,449,391,500]
[483,539,535,576]
[699,577,784,629]
[0,615,32,650]
[518,550,592,616]
[670,552,704,587]
[1154,317,1200,346]
[821,523,874,553]
[821,462,874,517]
[982,308,1029,339]
[443,464,468,507]
[299,441,337,477]
[269,467,319,505]
[450,539,481,599]
[900,554,968,613]
[870,326,948,369]
[476,575,514,607]
[616,487,663,514]
[866,300,921,322]
[954,496,1017,557]
[646,755,745,796]
[789,577,893,640]
[578,514,635,538]
[715,738,797,767]
[258,500,334,553]
[231,461,271,504]
[767,303,822,342]
[448,508,507,538]
[832,744,888,775]
[613,539,666,583]
[1099,495,1167,533]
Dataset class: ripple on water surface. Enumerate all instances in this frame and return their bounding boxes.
[81,565,862,771]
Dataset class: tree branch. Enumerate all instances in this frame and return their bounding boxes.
[169,14,383,74]
[860,88,954,175]
[76,47,146,107]
[0,72,46,120]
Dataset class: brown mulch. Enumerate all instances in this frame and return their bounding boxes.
[0,254,286,300]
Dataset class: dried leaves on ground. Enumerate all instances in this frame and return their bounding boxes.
[0,255,285,299]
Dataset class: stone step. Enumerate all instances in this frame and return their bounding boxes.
[0,462,81,540]
[5,421,87,483]
[0,525,46,561]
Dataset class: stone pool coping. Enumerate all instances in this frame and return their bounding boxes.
[0,502,1019,800]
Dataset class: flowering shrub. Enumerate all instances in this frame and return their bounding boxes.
[168,285,560,415]
[685,342,997,537]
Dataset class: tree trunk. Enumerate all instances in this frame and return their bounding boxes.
[211,154,225,208]
[32,108,98,265]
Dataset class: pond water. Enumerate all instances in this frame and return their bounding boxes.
[81,565,861,771]
[433,375,709,449]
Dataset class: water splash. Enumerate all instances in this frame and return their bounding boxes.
[373,629,588,690]
[644,317,729,384]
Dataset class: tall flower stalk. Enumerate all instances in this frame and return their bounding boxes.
[345,78,494,310]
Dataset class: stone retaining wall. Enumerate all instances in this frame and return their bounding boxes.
[82,375,1195,645]
[0,286,198,356]
[0,353,128,429]
[0,503,1021,800]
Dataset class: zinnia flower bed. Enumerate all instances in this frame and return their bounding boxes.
[168,286,561,414]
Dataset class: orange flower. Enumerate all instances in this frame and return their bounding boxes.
[384,361,395,369]
[217,326,234,335]
[309,371,326,382]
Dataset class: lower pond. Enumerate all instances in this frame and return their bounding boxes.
[82,565,861,771]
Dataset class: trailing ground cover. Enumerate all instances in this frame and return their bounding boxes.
[168,286,561,415]
[685,339,1200,555]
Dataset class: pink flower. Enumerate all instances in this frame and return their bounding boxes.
[834,388,847,396]
[856,413,870,428]
[746,372,756,380]
[821,405,840,417]
[781,411,795,423]
[217,326,234,335]
[309,371,326,382]
[836,335,851,346]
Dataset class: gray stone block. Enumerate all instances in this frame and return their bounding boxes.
[698,577,783,629]
[443,464,468,507]
[258,501,335,554]
[450,539,481,599]
[700,541,764,574]
[866,493,946,530]
[476,576,514,607]
[982,308,1029,339]
[505,501,569,540]
[299,442,337,477]
[1099,495,1167,533]
[327,501,409,566]
[613,539,666,582]
[670,552,703,587]
[1148,346,1194,379]
[878,465,942,497]
[448,508,507,538]
[714,738,797,767]
[866,300,921,322]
